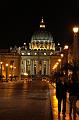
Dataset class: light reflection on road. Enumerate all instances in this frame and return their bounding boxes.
[0,80,51,120]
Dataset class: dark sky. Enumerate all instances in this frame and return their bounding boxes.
[0,0,79,49]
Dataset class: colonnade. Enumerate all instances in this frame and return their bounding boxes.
[22,59,50,76]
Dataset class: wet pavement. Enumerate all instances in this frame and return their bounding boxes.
[0,80,51,120]
[49,83,79,120]
[0,80,79,120]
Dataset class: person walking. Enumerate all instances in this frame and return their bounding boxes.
[68,71,78,120]
[56,72,67,117]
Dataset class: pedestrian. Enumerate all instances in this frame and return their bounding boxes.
[56,72,67,117]
[68,71,78,120]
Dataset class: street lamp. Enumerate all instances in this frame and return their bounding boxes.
[60,53,64,70]
[64,45,69,50]
[73,27,78,33]
[58,59,61,71]
[64,45,69,65]
[61,45,69,79]
[6,64,8,82]
[61,53,64,58]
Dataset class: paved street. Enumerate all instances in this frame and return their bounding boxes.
[0,80,51,120]
[0,80,79,120]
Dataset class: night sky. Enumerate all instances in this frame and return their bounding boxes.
[0,1,79,49]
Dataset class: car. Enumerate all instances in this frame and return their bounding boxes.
[42,77,47,81]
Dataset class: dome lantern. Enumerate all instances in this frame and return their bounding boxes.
[40,17,45,29]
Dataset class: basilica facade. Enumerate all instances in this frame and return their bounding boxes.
[19,17,61,77]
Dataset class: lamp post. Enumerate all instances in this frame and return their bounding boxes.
[61,53,64,58]
[58,58,61,70]
[73,27,79,83]
[6,64,8,82]
[62,45,69,79]
[0,62,3,80]
[60,53,64,70]
[10,65,13,81]
[64,45,69,64]
[72,27,79,62]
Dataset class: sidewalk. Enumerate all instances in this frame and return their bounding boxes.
[49,83,79,120]
[51,82,79,115]
[66,92,79,115]
[76,100,79,115]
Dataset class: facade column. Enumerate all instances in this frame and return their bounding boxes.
[36,59,40,75]
[42,60,44,75]
[46,60,50,75]
[48,59,50,75]
[30,59,34,75]
[24,60,26,73]
[30,60,33,75]
[19,58,21,80]
[36,61,38,75]
[32,60,34,75]
[6,64,8,81]
[46,61,48,75]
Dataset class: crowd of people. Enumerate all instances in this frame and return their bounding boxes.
[55,71,79,119]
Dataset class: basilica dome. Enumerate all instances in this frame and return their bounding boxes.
[29,17,55,50]
[31,30,53,42]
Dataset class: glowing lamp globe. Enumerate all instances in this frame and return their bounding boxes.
[73,27,79,33]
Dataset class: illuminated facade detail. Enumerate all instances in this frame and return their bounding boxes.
[30,32,55,50]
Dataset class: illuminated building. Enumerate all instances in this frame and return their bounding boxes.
[0,17,62,80]
[0,50,21,80]
[18,17,61,77]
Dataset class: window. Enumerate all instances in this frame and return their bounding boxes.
[44,53,46,55]
[35,53,37,55]
[27,53,30,55]
[22,53,24,55]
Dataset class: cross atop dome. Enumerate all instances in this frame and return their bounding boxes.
[40,16,45,28]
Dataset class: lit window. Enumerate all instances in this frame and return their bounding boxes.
[27,53,30,55]
[40,25,45,28]
[50,52,53,55]
[44,53,46,55]
[22,53,24,55]
[35,53,37,55]
[24,43,26,45]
